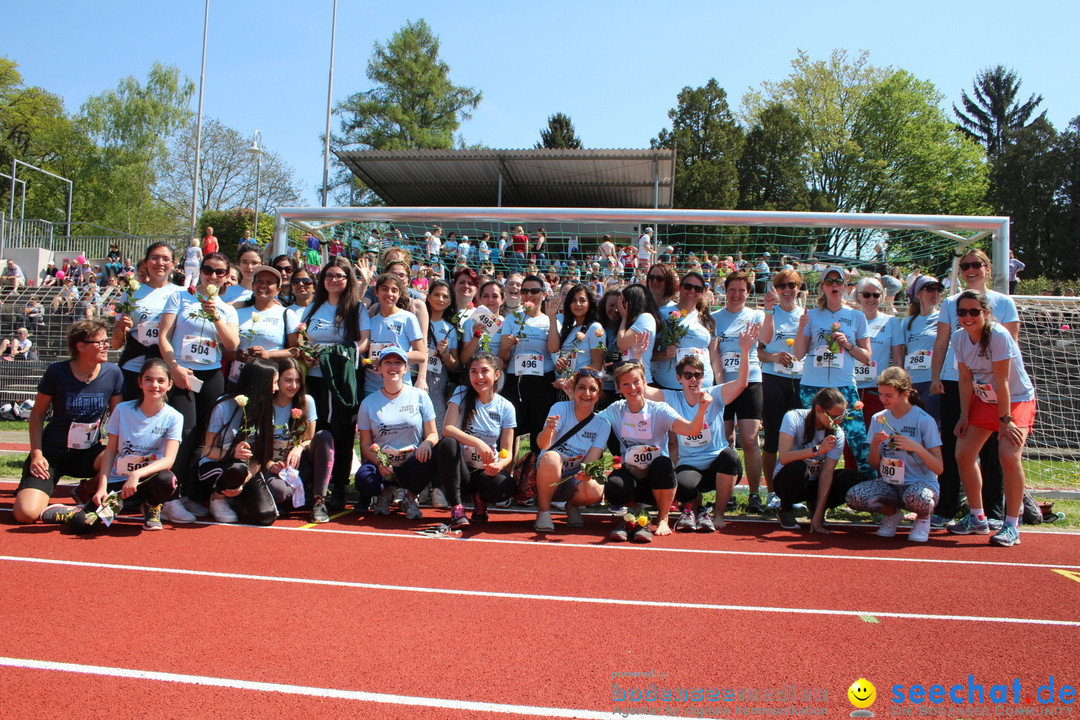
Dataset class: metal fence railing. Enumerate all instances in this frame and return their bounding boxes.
[1,216,184,262]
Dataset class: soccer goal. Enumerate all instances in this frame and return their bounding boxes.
[272,205,1078,490]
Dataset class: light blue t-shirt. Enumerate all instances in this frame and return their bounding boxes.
[357,385,436,461]
[365,309,423,392]
[871,405,942,488]
[623,312,658,384]
[937,290,1019,382]
[221,284,253,304]
[774,408,846,478]
[951,324,1035,403]
[553,320,605,374]
[503,312,554,376]
[539,400,611,475]
[271,395,317,463]
[598,398,681,458]
[856,313,903,389]
[899,311,938,385]
[799,306,869,388]
[663,385,729,470]
[448,386,517,467]
[104,400,184,483]
[712,306,764,383]
[200,398,245,466]
[163,291,239,371]
[652,309,714,390]
[301,301,370,378]
[236,303,299,353]
[761,305,805,378]
[120,282,183,372]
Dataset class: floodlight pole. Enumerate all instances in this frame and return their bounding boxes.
[189,0,210,239]
[247,131,263,240]
[321,0,338,208]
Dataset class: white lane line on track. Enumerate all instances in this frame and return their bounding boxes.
[0,656,611,719]
[3,554,1078,627]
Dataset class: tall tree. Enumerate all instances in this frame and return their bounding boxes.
[332,19,482,204]
[651,78,743,210]
[953,65,1045,158]
[535,113,582,149]
[736,102,811,212]
[1052,117,1080,279]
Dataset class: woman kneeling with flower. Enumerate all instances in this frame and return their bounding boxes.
[273,357,335,524]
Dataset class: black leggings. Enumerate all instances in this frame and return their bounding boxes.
[355,454,438,497]
[605,456,677,506]
[675,448,742,502]
[197,459,278,525]
[435,437,514,506]
[306,375,359,492]
[508,372,556,451]
[168,367,225,498]
[773,461,862,511]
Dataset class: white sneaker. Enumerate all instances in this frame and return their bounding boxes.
[875,511,903,538]
[161,499,195,524]
[210,496,238,523]
[908,518,931,543]
[180,497,210,518]
[765,492,781,511]
[429,487,449,509]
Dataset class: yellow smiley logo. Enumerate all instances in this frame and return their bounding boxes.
[848,678,876,709]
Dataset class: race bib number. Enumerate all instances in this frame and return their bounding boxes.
[904,350,932,372]
[777,359,804,376]
[428,352,444,375]
[621,411,652,441]
[806,458,822,479]
[273,438,290,462]
[880,457,906,485]
[812,345,842,369]
[720,352,741,373]
[515,352,544,377]
[369,341,395,360]
[470,306,500,331]
[677,346,708,367]
[466,445,488,469]
[681,422,713,449]
[67,420,101,450]
[136,320,159,347]
[115,454,152,476]
[228,360,245,384]
[626,444,657,470]
[853,360,877,381]
[181,335,216,364]
[974,382,998,404]
[382,445,416,467]
[561,453,584,473]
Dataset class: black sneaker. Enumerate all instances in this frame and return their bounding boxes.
[726,495,738,511]
[310,499,330,524]
[326,490,347,513]
[778,509,799,530]
[450,505,470,528]
[608,520,630,542]
[40,504,79,524]
[142,503,164,531]
[747,494,764,514]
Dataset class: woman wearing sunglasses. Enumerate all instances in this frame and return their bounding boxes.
[758,268,807,495]
[651,271,715,391]
[899,275,945,424]
[158,251,240,522]
[792,266,874,480]
[286,267,315,314]
[533,368,610,532]
[498,274,555,451]
[854,277,903,434]
[946,290,1035,547]
[110,242,183,399]
[645,263,678,312]
[271,255,298,305]
[930,249,1019,526]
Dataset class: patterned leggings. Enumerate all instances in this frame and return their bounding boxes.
[846,479,939,517]
[799,384,872,481]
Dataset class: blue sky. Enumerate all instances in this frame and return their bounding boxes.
[6,0,1079,206]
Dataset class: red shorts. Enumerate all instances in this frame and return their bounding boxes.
[969,397,1037,432]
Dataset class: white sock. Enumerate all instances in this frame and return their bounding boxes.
[1005,515,1020,527]
[969,507,985,520]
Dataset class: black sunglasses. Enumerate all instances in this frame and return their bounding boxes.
[274,265,293,274]
[774,282,798,290]
[680,282,704,293]
[680,371,704,380]
[956,307,984,317]
[200,266,227,277]
[648,275,666,282]
[822,277,844,286]
[292,278,314,287]
[521,287,544,295]
[861,292,881,299]
[959,261,984,271]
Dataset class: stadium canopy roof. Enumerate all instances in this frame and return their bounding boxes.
[334,148,676,209]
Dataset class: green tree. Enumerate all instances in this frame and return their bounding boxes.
[535,113,582,149]
[78,62,194,234]
[332,19,482,203]
[736,102,811,212]
[652,78,743,210]
[953,65,1045,158]
[1052,117,1080,279]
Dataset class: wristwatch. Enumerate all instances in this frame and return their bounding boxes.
[999,414,1013,424]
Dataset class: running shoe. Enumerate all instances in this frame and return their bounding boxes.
[429,488,449,509]
[401,493,423,520]
[929,514,949,528]
[142,503,164,531]
[180,497,211,518]
[69,479,94,506]
[534,510,555,533]
[309,499,330,524]
[765,492,781,511]
[494,497,514,508]
[608,520,630,542]
[747,494,764,514]
[696,510,715,533]
[989,523,1021,547]
[987,518,1005,532]
[417,487,431,505]
[908,518,931,543]
[40,504,79,524]
[372,487,394,516]
[726,495,738,511]
[778,509,799,530]
[947,514,990,535]
[210,497,238,523]
[162,499,196,524]
[674,510,697,532]
[875,511,903,538]
[564,504,584,527]
[631,527,653,543]
[450,505,470,529]
[472,496,489,523]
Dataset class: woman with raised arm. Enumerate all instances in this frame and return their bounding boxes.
[615,284,659,385]
[651,270,715,391]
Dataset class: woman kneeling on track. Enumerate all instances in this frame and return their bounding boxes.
[437,352,517,528]
[648,323,759,532]
[272,357,335,524]
[596,362,711,542]
[946,290,1036,548]
[14,319,123,526]
[197,359,285,525]
[846,367,943,543]
[356,347,439,522]
[773,387,863,534]
[533,369,611,533]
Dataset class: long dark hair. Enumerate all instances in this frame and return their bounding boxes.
[136,358,172,403]
[374,271,411,313]
[304,257,362,343]
[598,288,622,333]
[558,283,599,345]
[275,356,310,434]
[802,387,846,446]
[426,278,458,345]
[215,358,278,469]
[457,352,500,434]
[621,283,659,333]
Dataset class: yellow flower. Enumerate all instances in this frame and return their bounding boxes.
[498,449,510,459]
[594,327,604,337]
[785,338,794,347]
[636,514,649,527]
[234,394,249,408]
